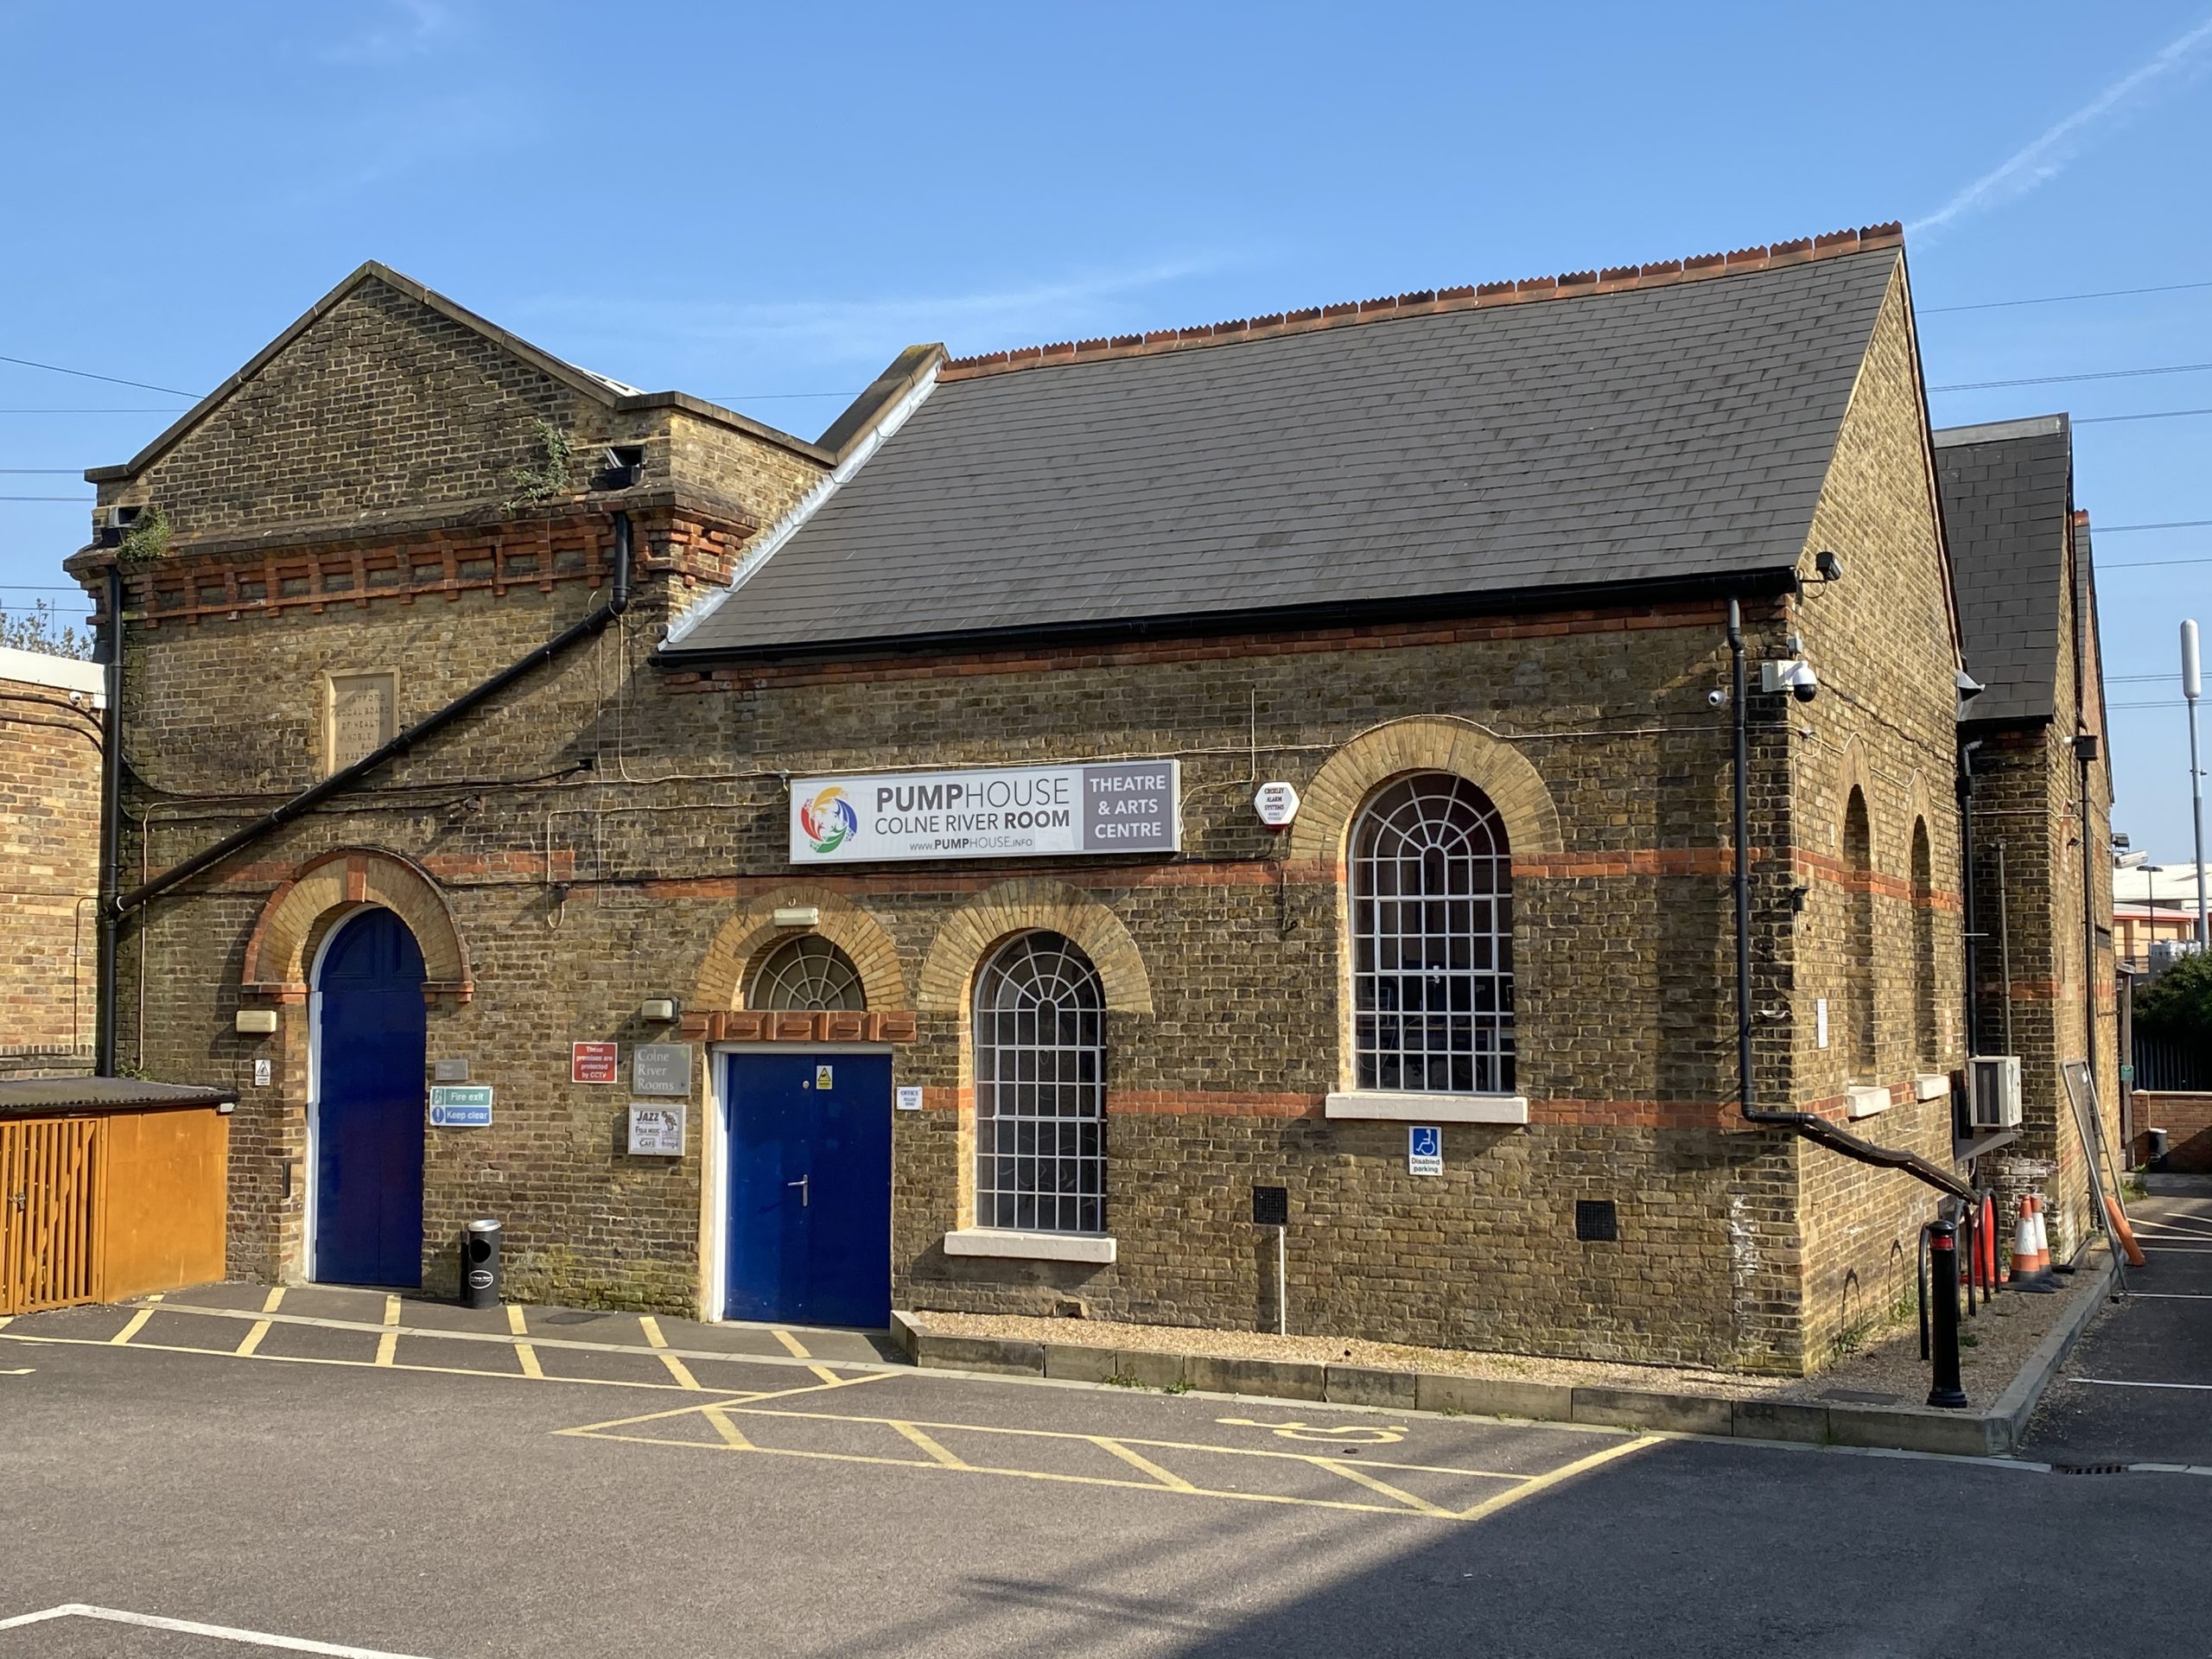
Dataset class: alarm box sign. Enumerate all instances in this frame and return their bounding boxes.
[791,761,1180,865]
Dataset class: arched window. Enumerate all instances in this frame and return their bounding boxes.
[749,936,866,1012]
[974,932,1105,1234]
[1844,789,1877,1079]
[1351,773,1514,1094]
[1911,819,1937,1065]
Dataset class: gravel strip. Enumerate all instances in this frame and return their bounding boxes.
[912,1254,2101,1405]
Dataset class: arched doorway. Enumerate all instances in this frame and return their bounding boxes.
[312,907,427,1287]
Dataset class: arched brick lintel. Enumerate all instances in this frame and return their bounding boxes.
[1289,716,1565,867]
[915,878,1154,1016]
[240,847,472,1002]
[691,886,910,1014]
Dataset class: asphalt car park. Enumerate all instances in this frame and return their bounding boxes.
[2023,1186,2212,1467]
[3,1281,2208,1658]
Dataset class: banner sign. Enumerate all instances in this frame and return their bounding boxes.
[790,761,1181,865]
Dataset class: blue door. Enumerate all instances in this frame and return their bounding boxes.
[314,908,427,1287]
[725,1053,892,1327]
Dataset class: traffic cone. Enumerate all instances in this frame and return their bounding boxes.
[2010,1198,2053,1291]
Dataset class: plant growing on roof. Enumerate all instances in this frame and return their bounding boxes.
[2136,951,2212,1040]
[115,504,173,567]
[504,417,575,513]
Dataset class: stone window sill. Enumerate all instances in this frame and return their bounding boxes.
[1913,1072,1951,1102]
[1846,1084,1894,1120]
[1324,1090,1529,1124]
[943,1229,1117,1264]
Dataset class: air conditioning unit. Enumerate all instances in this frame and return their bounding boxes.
[1967,1055,2022,1129]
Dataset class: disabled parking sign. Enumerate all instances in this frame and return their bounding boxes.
[1408,1125,1443,1176]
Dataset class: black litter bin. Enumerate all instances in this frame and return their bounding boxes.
[462,1218,502,1309]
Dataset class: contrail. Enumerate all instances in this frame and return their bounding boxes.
[1913,13,2212,235]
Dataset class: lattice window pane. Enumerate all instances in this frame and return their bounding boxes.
[748,936,867,1012]
[973,931,1107,1236]
[1351,774,1516,1094]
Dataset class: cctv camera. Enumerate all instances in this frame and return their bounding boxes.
[1791,673,1818,704]
[1707,689,1728,709]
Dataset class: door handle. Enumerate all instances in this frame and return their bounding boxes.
[787,1174,809,1207]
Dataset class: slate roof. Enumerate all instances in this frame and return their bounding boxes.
[666,242,1904,659]
[1933,415,2072,724]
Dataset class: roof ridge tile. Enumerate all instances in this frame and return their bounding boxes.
[939,222,1904,380]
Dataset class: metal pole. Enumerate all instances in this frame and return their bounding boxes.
[2186,620,2207,947]
[95,563,124,1077]
[1997,845,2014,1057]
[1275,1224,1287,1337]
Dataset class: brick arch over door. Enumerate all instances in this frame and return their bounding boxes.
[1290,716,1564,868]
[691,886,909,1014]
[915,879,1154,1016]
[240,847,472,1003]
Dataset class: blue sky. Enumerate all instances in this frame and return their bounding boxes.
[4,1,2209,857]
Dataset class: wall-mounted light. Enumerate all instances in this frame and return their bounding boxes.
[639,997,679,1023]
[772,906,821,931]
[235,1009,278,1035]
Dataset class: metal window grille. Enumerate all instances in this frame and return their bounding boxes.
[975,931,1106,1233]
[1351,773,1515,1093]
[749,936,866,1012]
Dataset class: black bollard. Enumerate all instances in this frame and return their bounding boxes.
[1925,1219,1967,1409]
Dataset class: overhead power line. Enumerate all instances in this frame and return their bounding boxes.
[0,353,198,399]
[0,408,181,415]
[0,468,79,474]
[1933,362,2212,393]
[2094,520,2212,533]
[0,494,89,502]
[2075,407,2212,425]
[1922,277,2212,315]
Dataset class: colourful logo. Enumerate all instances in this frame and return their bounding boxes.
[799,787,858,855]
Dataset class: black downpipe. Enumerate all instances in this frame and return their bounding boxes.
[94,563,124,1077]
[1958,739,1981,1058]
[1727,597,1974,1201]
[111,512,632,920]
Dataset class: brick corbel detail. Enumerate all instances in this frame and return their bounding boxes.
[677,1010,919,1043]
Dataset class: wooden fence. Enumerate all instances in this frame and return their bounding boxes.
[1,1116,104,1315]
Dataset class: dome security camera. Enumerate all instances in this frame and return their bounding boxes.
[1707,688,1729,709]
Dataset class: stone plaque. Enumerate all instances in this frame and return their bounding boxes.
[632,1043,693,1097]
[327,672,395,773]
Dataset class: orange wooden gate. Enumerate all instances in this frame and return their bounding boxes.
[1,1117,104,1315]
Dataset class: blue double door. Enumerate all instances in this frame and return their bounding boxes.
[314,908,427,1287]
[724,1053,892,1328]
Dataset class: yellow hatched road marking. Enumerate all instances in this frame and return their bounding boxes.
[260,1287,285,1314]
[1310,1456,1454,1517]
[772,1327,810,1359]
[889,1421,969,1467]
[109,1308,156,1346]
[632,1315,698,1386]
[702,1406,756,1449]
[558,1370,902,1436]
[1451,1433,1655,1522]
[2,1331,705,1393]
[235,1321,272,1357]
[1091,1436,1197,1491]
[570,1396,1526,1483]
[375,1295,401,1366]
[505,1305,528,1336]
[515,1344,543,1380]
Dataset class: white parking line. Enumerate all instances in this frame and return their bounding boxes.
[0,1603,437,1656]
[2072,1376,2212,1392]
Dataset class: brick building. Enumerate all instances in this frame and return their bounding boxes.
[67,223,2112,1375]
[0,644,105,1077]
[1934,416,2122,1255]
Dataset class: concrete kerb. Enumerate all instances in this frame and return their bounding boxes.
[893,1254,2120,1456]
